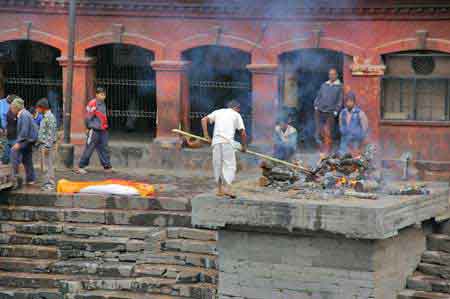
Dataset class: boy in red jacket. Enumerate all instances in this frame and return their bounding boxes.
[76,87,112,174]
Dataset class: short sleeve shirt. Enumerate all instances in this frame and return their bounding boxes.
[207,108,245,146]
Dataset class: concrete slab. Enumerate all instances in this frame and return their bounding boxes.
[192,182,450,239]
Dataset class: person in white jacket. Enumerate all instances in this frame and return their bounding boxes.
[201,100,247,198]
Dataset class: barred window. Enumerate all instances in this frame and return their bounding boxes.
[382,52,450,121]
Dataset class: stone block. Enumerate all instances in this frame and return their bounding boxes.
[50,260,98,275]
[162,239,217,255]
[418,263,450,279]
[126,240,146,252]
[16,223,63,235]
[422,250,450,266]
[428,234,450,253]
[64,209,105,224]
[0,245,58,259]
[167,227,217,241]
[97,263,134,277]
[63,225,102,237]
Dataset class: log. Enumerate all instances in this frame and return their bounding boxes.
[354,180,380,193]
[344,191,378,199]
[172,129,314,176]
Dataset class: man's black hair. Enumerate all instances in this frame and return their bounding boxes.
[36,98,50,109]
[96,87,106,94]
[345,91,356,103]
[227,100,241,109]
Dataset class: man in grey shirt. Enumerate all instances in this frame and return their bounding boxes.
[10,98,38,185]
[314,68,343,156]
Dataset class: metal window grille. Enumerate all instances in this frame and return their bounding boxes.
[183,46,253,139]
[90,44,156,136]
[2,40,63,127]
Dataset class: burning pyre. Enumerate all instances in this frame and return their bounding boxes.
[259,145,429,198]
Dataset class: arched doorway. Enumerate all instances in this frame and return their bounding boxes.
[86,44,156,139]
[279,49,343,150]
[182,46,252,139]
[0,40,62,126]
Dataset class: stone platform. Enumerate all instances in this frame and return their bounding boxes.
[71,142,261,172]
[192,183,450,299]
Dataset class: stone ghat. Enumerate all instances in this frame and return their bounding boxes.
[192,184,450,299]
[0,191,218,299]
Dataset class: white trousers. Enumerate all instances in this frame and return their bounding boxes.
[212,143,236,185]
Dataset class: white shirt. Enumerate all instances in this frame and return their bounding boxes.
[275,125,297,143]
[207,108,245,146]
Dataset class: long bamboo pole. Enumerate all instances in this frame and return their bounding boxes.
[172,129,314,176]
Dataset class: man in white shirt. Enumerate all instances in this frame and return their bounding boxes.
[201,100,247,198]
[273,116,298,161]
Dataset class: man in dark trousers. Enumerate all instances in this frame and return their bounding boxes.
[10,98,38,185]
[76,87,112,174]
[314,68,343,157]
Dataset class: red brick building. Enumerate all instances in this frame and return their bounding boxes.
[1,0,450,164]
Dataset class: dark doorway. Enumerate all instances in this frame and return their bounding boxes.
[279,49,343,150]
[0,40,63,127]
[87,44,156,139]
[182,46,252,140]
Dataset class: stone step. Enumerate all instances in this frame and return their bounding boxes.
[50,260,135,277]
[73,290,184,299]
[133,264,217,283]
[418,263,450,279]
[0,287,62,299]
[0,233,146,253]
[2,192,190,212]
[166,228,217,241]
[0,256,216,282]
[161,239,217,255]
[407,273,450,293]
[0,221,162,239]
[422,251,450,267]
[398,289,450,299]
[0,245,58,259]
[80,277,216,298]
[0,272,216,298]
[428,234,450,254]
[0,257,56,273]
[0,271,75,289]
[0,206,191,227]
[140,252,218,269]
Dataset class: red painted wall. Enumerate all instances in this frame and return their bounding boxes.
[0,9,449,161]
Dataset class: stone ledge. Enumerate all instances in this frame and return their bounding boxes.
[192,184,450,240]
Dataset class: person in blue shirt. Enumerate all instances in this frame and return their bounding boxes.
[0,95,17,164]
[339,91,369,156]
[29,105,43,127]
[0,95,14,132]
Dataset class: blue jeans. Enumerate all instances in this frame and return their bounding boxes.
[339,135,364,155]
[2,139,16,165]
[274,144,296,161]
[79,129,111,169]
[11,143,35,183]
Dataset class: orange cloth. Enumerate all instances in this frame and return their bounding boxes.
[57,179,155,197]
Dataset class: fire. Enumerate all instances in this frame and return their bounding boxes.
[335,176,358,188]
